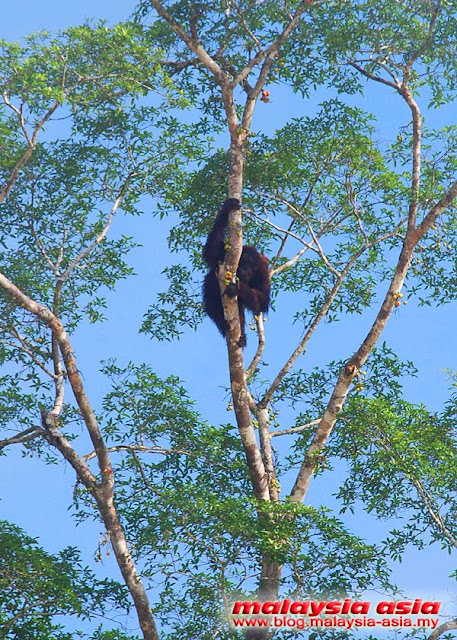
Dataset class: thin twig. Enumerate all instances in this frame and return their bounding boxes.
[0,99,61,205]
[271,247,308,276]
[29,217,57,274]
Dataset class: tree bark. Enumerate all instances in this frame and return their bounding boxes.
[0,272,160,640]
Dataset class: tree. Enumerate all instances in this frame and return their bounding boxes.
[1,2,457,640]
[0,22,203,640]
[0,520,135,640]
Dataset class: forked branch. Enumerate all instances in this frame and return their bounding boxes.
[290,180,457,503]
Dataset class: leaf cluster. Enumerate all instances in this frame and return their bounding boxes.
[0,520,134,640]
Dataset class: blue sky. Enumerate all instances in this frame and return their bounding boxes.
[2,1,457,635]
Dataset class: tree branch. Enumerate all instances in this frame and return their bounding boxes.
[373,429,457,548]
[0,338,55,379]
[29,215,58,274]
[402,90,422,230]
[59,174,135,282]
[404,5,439,79]
[259,218,406,410]
[246,315,266,381]
[147,0,227,84]
[428,619,457,640]
[271,419,320,438]
[0,270,160,640]
[233,0,313,90]
[349,61,400,91]
[0,427,42,449]
[40,409,99,488]
[256,406,279,500]
[289,180,457,503]
[0,98,61,205]
[82,443,192,462]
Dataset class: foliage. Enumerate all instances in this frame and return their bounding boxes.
[75,362,390,638]
[0,521,136,640]
[2,1,457,640]
[333,392,457,552]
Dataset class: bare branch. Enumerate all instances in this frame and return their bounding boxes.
[0,100,61,205]
[233,0,312,90]
[130,448,158,495]
[418,179,457,234]
[148,0,228,84]
[234,1,316,133]
[345,181,368,242]
[2,92,32,145]
[428,619,457,640]
[233,0,262,53]
[82,443,193,462]
[50,373,65,417]
[29,217,58,274]
[404,5,439,79]
[60,173,134,281]
[55,230,67,272]
[0,272,113,481]
[258,186,333,275]
[246,315,266,381]
[271,217,297,272]
[411,476,457,548]
[248,209,316,254]
[304,218,341,277]
[290,179,457,503]
[257,406,279,500]
[0,269,160,640]
[374,58,401,85]
[40,409,99,488]
[349,61,400,91]
[158,57,201,72]
[271,246,308,276]
[402,91,422,230]
[0,427,42,449]
[271,419,320,438]
[262,218,408,409]
[0,338,55,378]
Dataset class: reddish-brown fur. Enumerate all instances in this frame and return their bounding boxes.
[202,198,270,346]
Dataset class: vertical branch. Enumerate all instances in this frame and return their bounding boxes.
[246,315,266,380]
[219,125,270,501]
[402,89,422,230]
[256,406,279,501]
[145,0,313,507]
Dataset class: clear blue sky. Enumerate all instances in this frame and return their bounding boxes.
[2,1,457,635]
